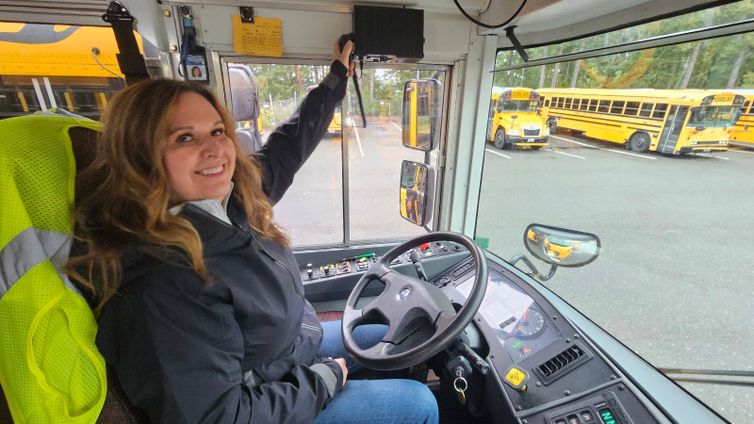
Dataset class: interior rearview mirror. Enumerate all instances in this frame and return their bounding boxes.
[524,224,600,267]
[402,79,442,151]
[399,160,433,226]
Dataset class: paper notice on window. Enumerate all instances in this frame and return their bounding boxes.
[232,16,282,57]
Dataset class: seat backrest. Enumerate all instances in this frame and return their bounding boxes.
[228,64,260,123]
[0,114,148,423]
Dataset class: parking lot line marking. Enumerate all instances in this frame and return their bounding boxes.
[728,149,754,155]
[551,135,656,160]
[550,149,586,160]
[605,149,657,160]
[694,153,730,160]
[551,135,599,149]
[485,148,511,159]
[391,122,402,132]
[352,126,365,157]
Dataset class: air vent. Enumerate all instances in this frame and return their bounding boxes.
[536,344,591,384]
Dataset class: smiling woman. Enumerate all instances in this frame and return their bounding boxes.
[62,43,439,421]
[162,92,236,204]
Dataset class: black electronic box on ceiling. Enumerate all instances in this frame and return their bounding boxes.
[353,5,424,63]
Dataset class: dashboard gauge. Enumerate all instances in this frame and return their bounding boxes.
[512,308,545,338]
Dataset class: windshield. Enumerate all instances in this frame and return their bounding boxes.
[498,99,537,112]
[477,3,754,423]
[686,106,739,127]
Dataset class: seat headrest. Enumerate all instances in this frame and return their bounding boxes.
[228,64,260,122]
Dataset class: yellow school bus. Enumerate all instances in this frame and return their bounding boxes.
[0,22,138,118]
[402,79,441,150]
[539,88,744,155]
[729,90,754,149]
[486,87,549,150]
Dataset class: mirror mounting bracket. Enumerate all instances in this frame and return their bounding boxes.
[505,26,529,63]
[510,254,557,281]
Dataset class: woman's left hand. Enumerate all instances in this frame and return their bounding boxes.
[333,38,355,77]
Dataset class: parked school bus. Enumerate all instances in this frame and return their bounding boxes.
[1,1,752,423]
[729,90,754,149]
[539,88,744,155]
[0,22,142,119]
[486,87,549,150]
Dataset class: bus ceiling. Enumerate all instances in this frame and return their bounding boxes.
[467,0,742,50]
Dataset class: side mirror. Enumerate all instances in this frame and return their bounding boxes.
[511,224,600,281]
[402,79,443,151]
[524,224,600,267]
[399,160,433,226]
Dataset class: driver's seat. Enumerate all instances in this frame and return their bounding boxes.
[0,114,148,423]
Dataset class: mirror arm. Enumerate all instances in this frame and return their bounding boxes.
[538,264,558,281]
[509,254,540,276]
[510,254,559,281]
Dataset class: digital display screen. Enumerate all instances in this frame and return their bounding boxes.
[599,409,617,424]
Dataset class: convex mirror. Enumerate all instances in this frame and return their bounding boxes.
[402,79,443,151]
[524,224,600,267]
[399,161,433,226]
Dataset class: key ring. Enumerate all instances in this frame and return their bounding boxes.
[453,376,468,393]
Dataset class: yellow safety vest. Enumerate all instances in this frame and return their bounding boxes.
[0,114,106,423]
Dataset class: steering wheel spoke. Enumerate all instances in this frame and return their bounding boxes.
[433,310,457,335]
[365,261,391,279]
[361,340,395,361]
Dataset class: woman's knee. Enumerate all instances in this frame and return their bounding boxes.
[392,380,439,423]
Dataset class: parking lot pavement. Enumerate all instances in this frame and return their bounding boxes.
[479,131,754,424]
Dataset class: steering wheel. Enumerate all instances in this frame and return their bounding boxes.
[342,232,488,371]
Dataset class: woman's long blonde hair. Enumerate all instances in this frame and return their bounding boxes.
[66,78,288,313]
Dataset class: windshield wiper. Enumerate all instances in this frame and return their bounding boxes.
[659,367,754,387]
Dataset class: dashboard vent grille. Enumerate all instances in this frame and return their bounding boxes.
[537,345,587,380]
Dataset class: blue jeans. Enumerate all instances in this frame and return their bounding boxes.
[315,320,439,424]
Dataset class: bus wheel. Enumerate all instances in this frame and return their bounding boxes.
[628,132,650,152]
[494,129,510,150]
[531,146,542,150]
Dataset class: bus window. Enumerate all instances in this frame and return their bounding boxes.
[597,100,609,112]
[652,103,669,119]
[625,101,640,116]
[639,102,654,117]
[0,23,153,119]
[579,99,588,111]
[230,63,445,245]
[587,99,597,112]
[564,98,572,109]
[610,101,625,114]
[742,100,751,113]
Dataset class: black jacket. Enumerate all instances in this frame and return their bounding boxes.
[95,61,348,423]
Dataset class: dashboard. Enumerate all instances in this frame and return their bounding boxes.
[437,258,662,424]
[300,245,666,424]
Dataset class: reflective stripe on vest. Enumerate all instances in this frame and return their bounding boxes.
[0,227,80,300]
